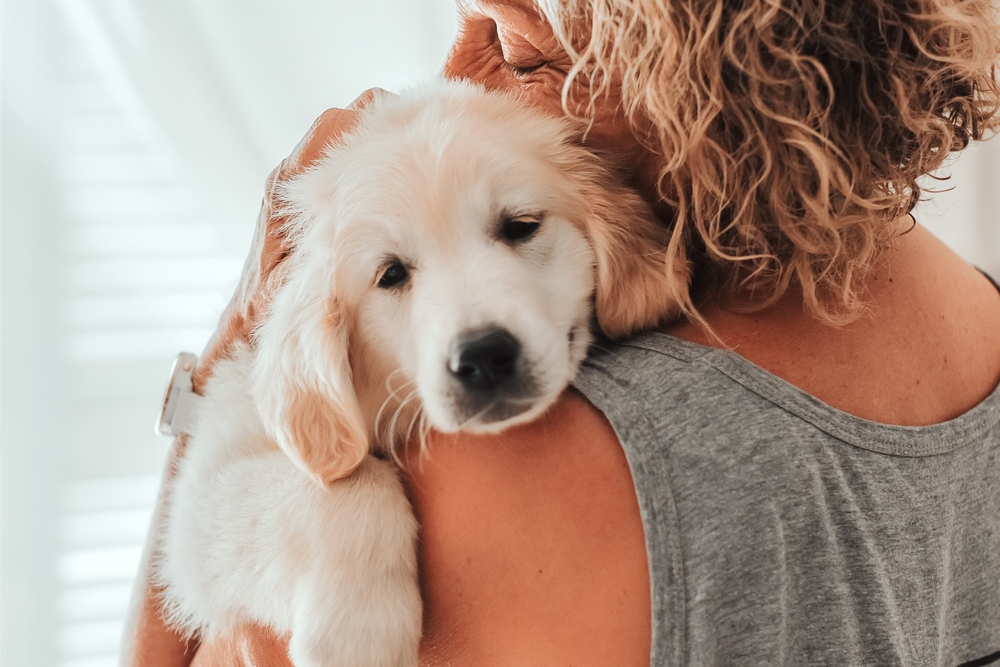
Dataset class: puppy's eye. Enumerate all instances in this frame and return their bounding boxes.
[499,217,541,243]
[378,262,409,289]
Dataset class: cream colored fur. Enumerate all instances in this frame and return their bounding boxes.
[156,81,685,667]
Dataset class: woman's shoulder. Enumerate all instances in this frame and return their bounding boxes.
[664,224,1000,427]
[401,388,652,666]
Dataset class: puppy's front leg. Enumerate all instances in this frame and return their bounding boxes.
[164,451,420,666]
[287,456,422,667]
[159,347,420,666]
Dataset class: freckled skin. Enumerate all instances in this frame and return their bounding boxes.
[442,0,663,202]
[125,1,1000,665]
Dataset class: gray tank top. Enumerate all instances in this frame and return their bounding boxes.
[573,332,1000,667]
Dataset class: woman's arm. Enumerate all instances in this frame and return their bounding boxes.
[120,95,378,667]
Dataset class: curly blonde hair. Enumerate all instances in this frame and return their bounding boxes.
[539,0,1000,323]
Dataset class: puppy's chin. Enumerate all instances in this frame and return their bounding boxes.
[431,390,562,435]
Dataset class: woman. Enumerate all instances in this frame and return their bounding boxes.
[124,0,1000,664]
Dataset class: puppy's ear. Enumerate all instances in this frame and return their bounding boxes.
[572,166,690,339]
[252,260,368,486]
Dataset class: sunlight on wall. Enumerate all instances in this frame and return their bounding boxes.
[57,476,158,666]
[48,12,241,663]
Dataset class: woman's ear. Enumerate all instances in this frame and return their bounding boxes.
[251,258,368,486]
[571,163,690,339]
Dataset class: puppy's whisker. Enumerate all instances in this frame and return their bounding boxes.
[374,373,416,440]
[385,390,416,450]
[386,387,421,450]
[387,390,419,446]
[388,403,427,468]
[383,368,409,396]
[417,411,432,459]
[402,401,422,446]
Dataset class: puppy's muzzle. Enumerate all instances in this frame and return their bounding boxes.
[448,328,520,392]
[446,326,539,427]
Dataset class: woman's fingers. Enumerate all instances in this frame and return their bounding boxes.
[294,88,391,168]
[349,87,390,110]
[258,89,393,274]
[195,97,378,387]
[295,107,362,170]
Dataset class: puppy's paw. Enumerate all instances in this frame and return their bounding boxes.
[288,582,421,667]
[287,456,422,667]
[289,631,418,667]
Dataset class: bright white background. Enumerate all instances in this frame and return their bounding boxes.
[0,1,996,665]
[1,1,455,664]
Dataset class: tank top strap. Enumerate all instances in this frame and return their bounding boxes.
[979,267,1000,295]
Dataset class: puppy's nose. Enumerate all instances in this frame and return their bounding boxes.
[449,328,521,392]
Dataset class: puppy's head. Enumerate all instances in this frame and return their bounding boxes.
[253,82,687,484]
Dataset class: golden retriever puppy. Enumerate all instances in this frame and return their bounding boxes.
[156,81,685,667]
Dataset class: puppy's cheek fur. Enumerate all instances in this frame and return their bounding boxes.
[281,388,368,486]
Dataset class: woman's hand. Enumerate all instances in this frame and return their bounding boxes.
[121,89,385,667]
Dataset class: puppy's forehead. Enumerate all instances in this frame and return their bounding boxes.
[335,93,581,233]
